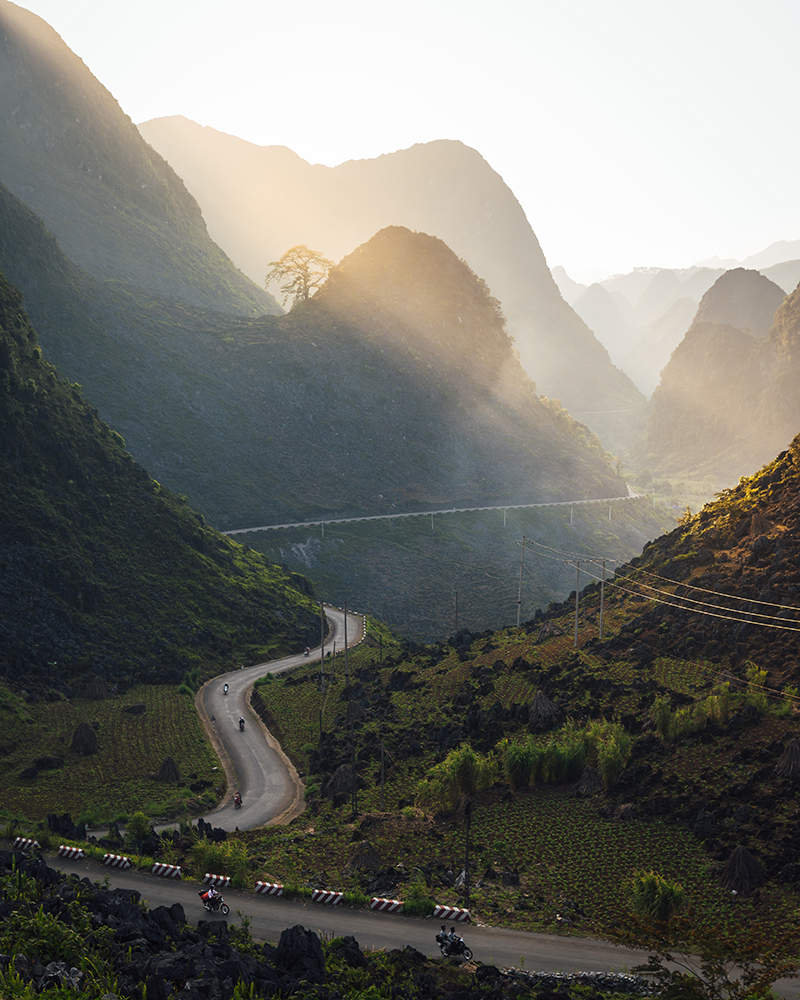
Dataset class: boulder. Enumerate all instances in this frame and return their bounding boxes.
[274,925,325,984]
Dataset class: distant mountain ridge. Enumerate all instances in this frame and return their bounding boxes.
[0,1,277,317]
[138,115,644,430]
[634,268,795,480]
[558,257,800,396]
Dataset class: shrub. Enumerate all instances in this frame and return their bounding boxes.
[402,877,435,917]
[745,661,768,714]
[627,869,685,923]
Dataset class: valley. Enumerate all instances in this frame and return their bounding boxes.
[2,3,800,997]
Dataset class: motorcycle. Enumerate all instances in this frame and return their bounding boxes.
[238,718,245,732]
[436,928,472,960]
[234,792,243,809]
[223,683,228,695]
[198,891,229,915]
[303,647,310,657]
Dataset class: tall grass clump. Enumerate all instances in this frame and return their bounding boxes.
[416,744,497,815]
[746,661,769,713]
[498,719,631,790]
[627,869,685,923]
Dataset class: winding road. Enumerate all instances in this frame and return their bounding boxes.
[196,604,363,831]
[50,607,800,997]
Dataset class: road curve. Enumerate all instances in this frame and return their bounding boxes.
[196,605,364,832]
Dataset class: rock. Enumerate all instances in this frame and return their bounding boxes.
[274,925,326,984]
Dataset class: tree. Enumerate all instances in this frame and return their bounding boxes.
[265,245,333,306]
[613,898,800,999]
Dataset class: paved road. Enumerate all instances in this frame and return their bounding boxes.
[49,855,800,998]
[54,853,649,975]
[196,605,365,831]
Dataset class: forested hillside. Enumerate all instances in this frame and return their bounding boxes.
[0,269,318,697]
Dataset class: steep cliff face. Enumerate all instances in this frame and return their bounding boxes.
[0,1,277,316]
[635,270,798,481]
[139,116,644,427]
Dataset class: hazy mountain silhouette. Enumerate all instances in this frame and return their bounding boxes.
[0,1,277,316]
[138,115,644,429]
[634,269,792,480]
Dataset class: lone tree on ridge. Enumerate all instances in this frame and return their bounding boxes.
[265,245,333,306]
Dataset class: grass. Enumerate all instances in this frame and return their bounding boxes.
[0,684,222,824]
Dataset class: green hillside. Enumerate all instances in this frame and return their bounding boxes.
[0,268,319,697]
[232,438,800,957]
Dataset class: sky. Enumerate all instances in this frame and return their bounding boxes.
[15,0,800,283]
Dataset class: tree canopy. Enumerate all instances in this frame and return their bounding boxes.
[265,245,333,306]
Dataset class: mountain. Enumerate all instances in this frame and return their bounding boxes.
[0,181,666,637]
[761,259,800,295]
[0,267,318,698]
[550,265,587,305]
[571,283,639,366]
[620,297,698,397]
[0,1,277,317]
[634,269,792,480]
[742,239,800,270]
[138,116,644,428]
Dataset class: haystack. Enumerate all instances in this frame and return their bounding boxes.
[720,846,767,895]
[750,512,774,537]
[774,738,800,778]
[156,756,180,783]
[345,839,382,872]
[528,690,559,727]
[576,765,603,797]
[345,700,366,727]
[82,676,109,700]
[70,721,98,755]
[536,621,565,644]
[323,764,359,798]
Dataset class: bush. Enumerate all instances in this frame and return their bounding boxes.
[402,877,435,917]
[627,869,685,923]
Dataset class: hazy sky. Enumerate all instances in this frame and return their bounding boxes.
[15,0,800,282]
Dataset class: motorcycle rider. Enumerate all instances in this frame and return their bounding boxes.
[447,926,459,955]
[238,716,245,731]
[200,886,219,907]
[234,790,242,808]
[435,925,448,949]
[223,683,228,695]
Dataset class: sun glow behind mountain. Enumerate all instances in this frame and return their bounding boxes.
[11,0,800,280]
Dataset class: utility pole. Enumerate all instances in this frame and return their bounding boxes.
[516,535,526,628]
[380,741,385,810]
[464,798,472,910]
[319,602,325,682]
[599,559,606,639]
[454,589,458,631]
[574,560,580,647]
[343,601,349,685]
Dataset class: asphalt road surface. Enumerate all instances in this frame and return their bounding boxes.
[196,604,364,831]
